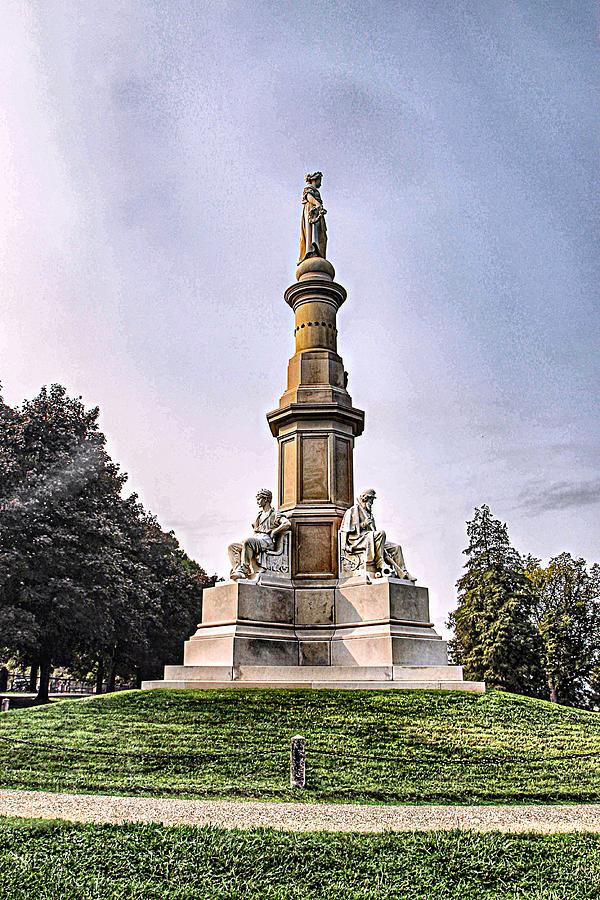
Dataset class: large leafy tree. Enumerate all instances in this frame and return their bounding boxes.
[119,517,212,686]
[526,553,600,706]
[0,384,210,701]
[0,388,40,659]
[0,385,133,700]
[448,505,543,695]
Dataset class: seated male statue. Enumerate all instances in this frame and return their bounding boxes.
[340,488,416,581]
[228,488,291,581]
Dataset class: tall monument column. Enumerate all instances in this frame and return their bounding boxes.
[142,171,484,694]
[266,174,364,581]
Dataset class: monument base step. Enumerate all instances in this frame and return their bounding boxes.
[141,665,485,693]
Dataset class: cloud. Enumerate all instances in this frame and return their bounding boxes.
[518,479,600,515]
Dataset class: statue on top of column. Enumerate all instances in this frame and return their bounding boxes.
[299,172,328,263]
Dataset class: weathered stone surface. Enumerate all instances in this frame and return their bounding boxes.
[174,579,453,679]
[299,640,330,666]
[392,665,464,681]
[330,628,448,668]
[234,636,299,666]
[295,588,334,625]
[233,665,391,682]
[201,582,295,626]
[335,580,431,626]
[392,637,448,666]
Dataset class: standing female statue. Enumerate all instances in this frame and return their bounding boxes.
[299,172,328,262]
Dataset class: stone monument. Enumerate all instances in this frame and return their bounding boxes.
[143,174,484,692]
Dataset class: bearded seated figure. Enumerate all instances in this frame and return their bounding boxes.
[339,488,416,582]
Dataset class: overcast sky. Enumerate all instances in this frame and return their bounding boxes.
[2,0,598,634]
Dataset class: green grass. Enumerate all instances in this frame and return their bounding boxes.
[0,689,599,803]
[0,818,599,899]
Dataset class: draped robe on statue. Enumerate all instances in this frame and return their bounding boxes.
[340,501,413,580]
[299,184,328,262]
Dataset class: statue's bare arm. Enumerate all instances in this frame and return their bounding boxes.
[270,515,291,538]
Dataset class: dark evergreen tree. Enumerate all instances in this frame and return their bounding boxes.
[448,505,543,695]
[526,553,600,706]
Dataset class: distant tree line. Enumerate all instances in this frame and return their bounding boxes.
[0,383,214,703]
[449,505,600,708]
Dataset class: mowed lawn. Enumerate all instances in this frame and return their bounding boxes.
[1,818,599,900]
[1,689,599,803]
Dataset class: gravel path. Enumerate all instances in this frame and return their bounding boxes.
[1,790,599,833]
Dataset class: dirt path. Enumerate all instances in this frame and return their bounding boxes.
[1,790,599,833]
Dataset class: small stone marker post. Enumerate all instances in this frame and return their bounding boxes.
[290,734,306,788]
[1,698,9,713]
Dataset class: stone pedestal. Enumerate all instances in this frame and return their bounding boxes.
[143,577,484,693]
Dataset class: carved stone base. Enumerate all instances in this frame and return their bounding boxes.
[142,578,484,693]
[143,665,484,692]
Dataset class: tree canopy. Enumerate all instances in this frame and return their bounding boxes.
[525,553,600,706]
[450,505,599,708]
[0,384,212,701]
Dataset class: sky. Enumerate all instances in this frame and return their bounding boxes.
[1,0,598,635]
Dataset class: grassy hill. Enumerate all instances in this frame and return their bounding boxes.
[1,688,599,804]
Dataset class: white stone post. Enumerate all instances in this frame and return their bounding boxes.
[1,698,9,712]
[290,734,306,788]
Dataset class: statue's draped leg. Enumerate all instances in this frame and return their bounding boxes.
[373,530,388,572]
[314,217,327,259]
[384,542,414,581]
[240,534,273,572]
[228,541,244,578]
[299,211,307,262]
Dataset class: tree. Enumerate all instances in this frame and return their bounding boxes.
[448,505,543,695]
[526,553,600,706]
[0,387,41,669]
[0,383,211,700]
[0,385,132,700]
[118,517,213,686]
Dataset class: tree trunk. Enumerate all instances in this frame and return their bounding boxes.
[95,658,105,694]
[107,658,117,693]
[548,680,559,703]
[35,656,52,704]
[28,663,39,693]
[135,668,143,689]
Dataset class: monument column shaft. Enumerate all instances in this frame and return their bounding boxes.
[293,298,338,353]
[267,271,364,581]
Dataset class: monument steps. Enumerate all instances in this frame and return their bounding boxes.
[142,680,484,691]
[143,664,485,692]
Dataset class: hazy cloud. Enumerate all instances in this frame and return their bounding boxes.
[519,479,600,515]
